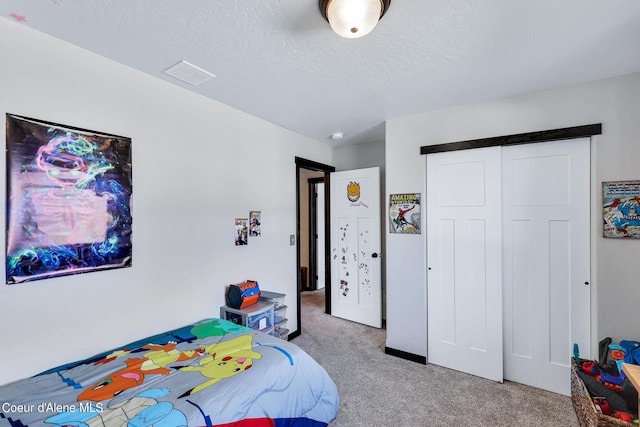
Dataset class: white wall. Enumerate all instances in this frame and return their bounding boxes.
[333,140,385,172]
[385,72,640,359]
[0,20,332,385]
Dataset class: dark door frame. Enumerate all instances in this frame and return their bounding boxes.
[290,157,335,340]
[307,176,325,293]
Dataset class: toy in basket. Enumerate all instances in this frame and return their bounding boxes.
[226,280,261,309]
[571,340,640,426]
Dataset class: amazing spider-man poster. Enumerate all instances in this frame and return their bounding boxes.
[5,114,132,284]
[389,193,421,234]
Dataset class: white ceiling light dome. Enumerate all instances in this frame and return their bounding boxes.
[320,0,391,39]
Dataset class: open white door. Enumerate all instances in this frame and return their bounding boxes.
[427,147,504,382]
[330,167,382,328]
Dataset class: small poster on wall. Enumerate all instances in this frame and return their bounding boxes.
[389,193,421,234]
[603,180,640,238]
[235,218,248,246]
[249,210,262,237]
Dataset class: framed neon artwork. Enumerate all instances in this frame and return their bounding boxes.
[5,114,132,284]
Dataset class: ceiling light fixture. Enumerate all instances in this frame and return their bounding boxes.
[319,0,391,39]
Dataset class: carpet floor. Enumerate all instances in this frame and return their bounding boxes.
[291,289,580,427]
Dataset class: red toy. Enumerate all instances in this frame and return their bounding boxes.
[594,397,611,415]
[613,410,634,422]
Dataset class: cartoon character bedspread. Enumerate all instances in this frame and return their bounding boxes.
[0,318,339,426]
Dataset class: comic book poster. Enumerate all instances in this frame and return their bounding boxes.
[603,181,640,238]
[5,114,132,284]
[235,218,248,245]
[389,193,421,234]
[249,211,261,237]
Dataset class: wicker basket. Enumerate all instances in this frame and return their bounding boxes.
[571,359,633,427]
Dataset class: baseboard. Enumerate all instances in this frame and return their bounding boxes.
[287,330,301,340]
[384,347,427,365]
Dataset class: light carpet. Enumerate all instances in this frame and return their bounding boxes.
[291,289,580,427]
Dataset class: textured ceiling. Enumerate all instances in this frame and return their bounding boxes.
[3,0,640,146]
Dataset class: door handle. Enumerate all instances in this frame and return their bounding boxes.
[372,253,379,258]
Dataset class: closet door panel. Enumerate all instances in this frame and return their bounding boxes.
[427,146,503,383]
[503,138,590,396]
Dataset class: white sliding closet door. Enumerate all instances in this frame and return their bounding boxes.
[427,138,591,395]
[502,138,590,396]
[427,147,503,382]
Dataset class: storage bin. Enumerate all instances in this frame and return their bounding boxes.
[571,359,632,427]
[274,307,287,324]
[259,290,289,340]
[220,301,275,336]
[247,308,273,332]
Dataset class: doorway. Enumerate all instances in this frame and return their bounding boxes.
[292,157,335,341]
[308,177,325,293]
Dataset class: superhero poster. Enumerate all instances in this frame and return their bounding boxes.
[5,114,133,284]
[389,193,421,234]
[603,181,640,238]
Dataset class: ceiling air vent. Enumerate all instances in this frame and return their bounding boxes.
[163,60,215,86]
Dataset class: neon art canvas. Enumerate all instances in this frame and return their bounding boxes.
[5,114,132,284]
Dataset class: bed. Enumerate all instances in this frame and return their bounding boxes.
[0,318,339,426]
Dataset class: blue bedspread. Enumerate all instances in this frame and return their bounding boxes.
[0,318,339,426]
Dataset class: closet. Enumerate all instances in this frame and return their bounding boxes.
[426,137,591,396]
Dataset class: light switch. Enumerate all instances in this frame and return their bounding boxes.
[290,235,295,246]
